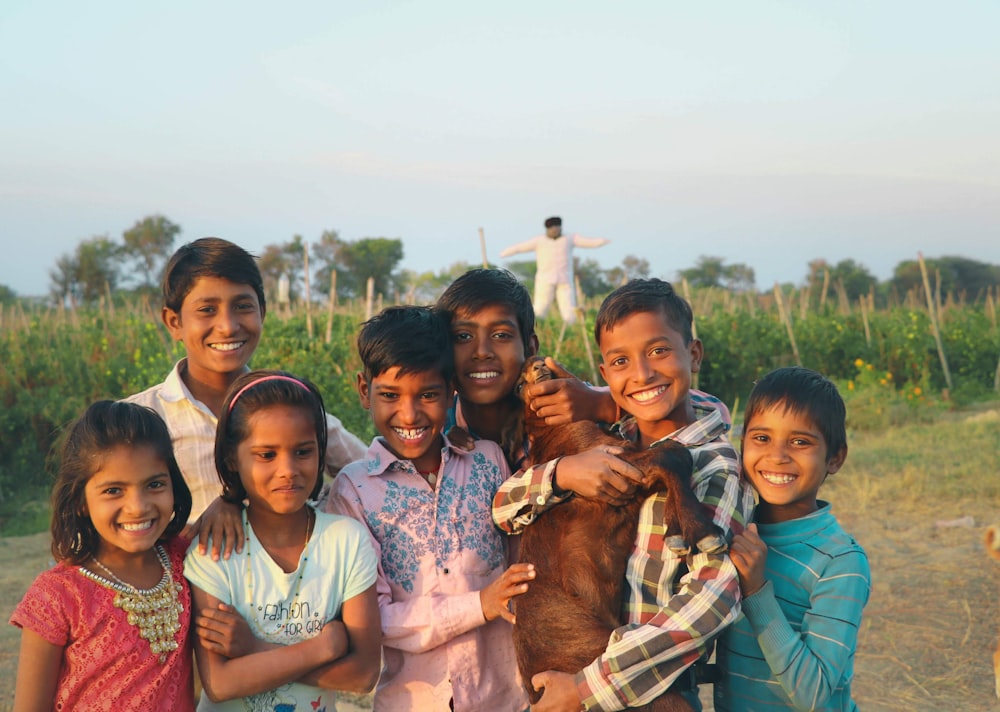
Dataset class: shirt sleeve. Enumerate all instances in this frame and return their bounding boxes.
[325,473,489,654]
[570,235,610,249]
[498,237,540,258]
[9,571,72,647]
[577,449,752,710]
[741,552,871,710]
[491,458,574,534]
[183,539,233,604]
[324,412,368,474]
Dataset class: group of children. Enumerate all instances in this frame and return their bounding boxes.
[10,237,870,712]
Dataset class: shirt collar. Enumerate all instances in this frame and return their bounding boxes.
[611,401,730,449]
[363,434,467,478]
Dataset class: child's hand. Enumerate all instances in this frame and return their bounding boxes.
[317,619,349,662]
[530,670,582,711]
[196,603,259,658]
[445,425,476,452]
[523,357,617,426]
[189,497,246,561]
[479,563,536,624]
[730,523,767,596]
[553,447,644,505]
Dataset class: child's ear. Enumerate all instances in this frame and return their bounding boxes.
[688,338,704,374]
[827,445,848,475]
[162,306,183,341]
[356,372,371,409]
[526,332,540,358]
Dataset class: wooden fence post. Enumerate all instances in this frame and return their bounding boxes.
[917,252,953,392]
[478,227,489,269]
[302,242,313,340]
[324,271,337,344]
[773,283,802,366]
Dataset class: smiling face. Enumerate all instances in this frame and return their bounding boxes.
[450,304,535,409]
[598,309,702,446]
[84,444,175,566]
[741,403,847,523]
[237,405,320,517]
[162,275,264,388]
[359,366,448,473]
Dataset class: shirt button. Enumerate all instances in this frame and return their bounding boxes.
[536,495,546,504]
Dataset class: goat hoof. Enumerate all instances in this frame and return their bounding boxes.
[696,534,728,554]
[666,535,690,555]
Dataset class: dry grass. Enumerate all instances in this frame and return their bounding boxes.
[3,404,1000,711]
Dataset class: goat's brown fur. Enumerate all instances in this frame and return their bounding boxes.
[510,356,726,711]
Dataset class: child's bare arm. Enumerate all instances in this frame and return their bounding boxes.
[299,583,382,693]
[191,586,347,702]
[12,629,61,712]
[195,602,276,658]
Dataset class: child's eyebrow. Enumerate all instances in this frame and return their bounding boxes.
[451,318,518,330]
[189,291,258,304]
[90,472,170,488]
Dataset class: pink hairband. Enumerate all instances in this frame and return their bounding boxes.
[227,375,310,413]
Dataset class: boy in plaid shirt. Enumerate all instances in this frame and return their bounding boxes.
[493,278,754,711]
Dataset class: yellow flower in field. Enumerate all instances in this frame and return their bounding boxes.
[913,387,922,396]
[866,363,874,371]
[854,358,864,368]
[886,372,893,380]
[848,381,855,391]
[879,378,887,386]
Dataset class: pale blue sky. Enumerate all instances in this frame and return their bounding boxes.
[2,0,998,296]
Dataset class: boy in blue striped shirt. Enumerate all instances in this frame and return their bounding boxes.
[716,366,871,711]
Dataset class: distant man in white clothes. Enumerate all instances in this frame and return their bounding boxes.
[499,216,609,325]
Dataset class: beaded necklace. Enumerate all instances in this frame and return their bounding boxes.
[78,545,183,663]
[244,507,314,641]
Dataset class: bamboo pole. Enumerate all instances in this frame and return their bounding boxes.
[819,269,830,311]
[773,283,802,366]
[681,279,700,389]
[918,252,953,392]
[478,228,489,269]
[303,243,313,340]
[324,271,337,344]
[575,275,599,385]
[365,277,375,321]
[859,295,871,347]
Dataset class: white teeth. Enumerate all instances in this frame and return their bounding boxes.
[469,371,500,380]
[211,342,245,352]
[393,427,426,441]
[120,521,153,532]
[760,472,795,485]
[631,386,666,403]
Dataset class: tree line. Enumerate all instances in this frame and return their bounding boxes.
[3,213,998,307]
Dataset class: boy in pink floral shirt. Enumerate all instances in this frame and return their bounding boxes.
[321,305,534,711]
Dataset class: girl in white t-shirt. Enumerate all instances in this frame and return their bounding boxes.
[185,370,381,711]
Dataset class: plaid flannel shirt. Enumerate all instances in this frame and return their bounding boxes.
[492,402,755,711]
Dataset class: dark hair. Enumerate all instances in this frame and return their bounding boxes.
[594,278,694,345]
[358,305,453,383]
[544,216,562,228]
[50,400,192,565]
[436,268,535,353]
[743,366,848,459]
[215,370,328,504]
[162,237,266,315]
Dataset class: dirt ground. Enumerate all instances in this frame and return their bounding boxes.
[3,498,1000,711]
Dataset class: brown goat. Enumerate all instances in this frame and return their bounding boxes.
[510,356,727,711]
